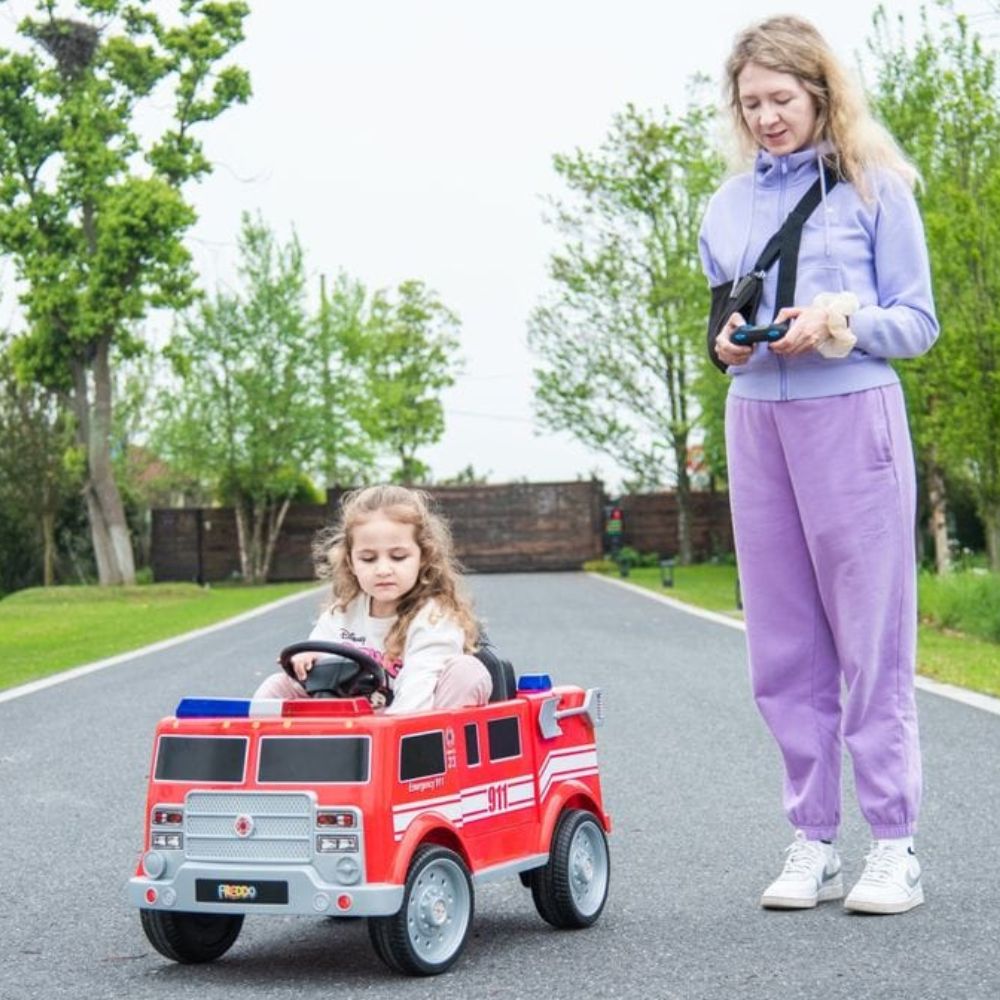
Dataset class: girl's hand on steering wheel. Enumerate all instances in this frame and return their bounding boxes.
[284,651,319,682]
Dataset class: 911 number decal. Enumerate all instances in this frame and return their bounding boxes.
[487,782,509,813]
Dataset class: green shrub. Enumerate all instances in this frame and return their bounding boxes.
[583,558,618,573]
[919,569,1000,643]
[614,547,662,568]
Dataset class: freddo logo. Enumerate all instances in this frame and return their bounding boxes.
[218,883,257,901]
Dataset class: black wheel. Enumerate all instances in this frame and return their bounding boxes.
[140,909,244,964]
[531,809,609,928]
[368,844,474,976]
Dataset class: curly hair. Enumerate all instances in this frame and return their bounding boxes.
[723,15,918,196]
[312,485,479,664]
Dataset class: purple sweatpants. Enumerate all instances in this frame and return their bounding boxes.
[726,384,921,840]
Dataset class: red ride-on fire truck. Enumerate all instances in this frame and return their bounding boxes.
[129,642,610,975]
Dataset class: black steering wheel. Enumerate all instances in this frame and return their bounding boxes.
[278,640,391,702]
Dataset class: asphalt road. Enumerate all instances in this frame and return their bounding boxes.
[1,573,998,1000]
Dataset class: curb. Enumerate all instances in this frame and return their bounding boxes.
[0,586,325,706]
[589,572,1000,719]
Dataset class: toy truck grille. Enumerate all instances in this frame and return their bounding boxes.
[184,792,312,864]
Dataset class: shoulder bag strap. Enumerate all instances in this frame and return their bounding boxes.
[750,164,839,315]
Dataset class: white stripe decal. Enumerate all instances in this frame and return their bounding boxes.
[392,791,461,814]
[392,774,539,840]
[390,749,600,842]
[539,746,597,783]
[539,746,598,800]
[461,774,533,798]
[540,767,599,800]
[393,796,462,838]
[508,779,535,805]
[461,798,537,824]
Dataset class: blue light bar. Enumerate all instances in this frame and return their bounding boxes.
[517,674,552,692]
[175,698,252,719]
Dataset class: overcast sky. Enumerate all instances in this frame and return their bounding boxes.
[2,1,993,489]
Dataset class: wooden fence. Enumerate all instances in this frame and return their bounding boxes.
[617,491,733,560]
[151,481,733,582]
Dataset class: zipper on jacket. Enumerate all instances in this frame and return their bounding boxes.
[777,157,788,224]
[777,158,788,400]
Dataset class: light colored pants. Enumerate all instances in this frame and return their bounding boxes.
[726,384,921,841]
[253,654,493,709]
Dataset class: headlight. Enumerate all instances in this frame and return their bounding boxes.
[317,834,358,853]
[151,832,184,850]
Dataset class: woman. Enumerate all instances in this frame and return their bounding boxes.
[699,16,938,914]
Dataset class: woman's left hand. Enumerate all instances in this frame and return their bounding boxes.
[771,306,830,356]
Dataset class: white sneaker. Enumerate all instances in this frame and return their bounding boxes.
[760,830,843,909]
[844,842,923,914]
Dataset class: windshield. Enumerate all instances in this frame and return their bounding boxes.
[154,736,248,783]
[257,736,370,783]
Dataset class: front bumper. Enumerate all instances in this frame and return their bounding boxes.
[130,861,404,917]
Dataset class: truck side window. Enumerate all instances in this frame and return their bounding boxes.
[487,717,520,762]
[399,731,446,782]
[464,723,480,767]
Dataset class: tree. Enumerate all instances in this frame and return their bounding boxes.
[0,341,82,586]
[351,280,462,485]
[868,2,1000,570]
[0,0,250,584]
[316,272,379,487]
[157,214,324,584]
[528,99,724,562]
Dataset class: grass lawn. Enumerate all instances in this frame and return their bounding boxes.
[0,582,316,692]
[603,563,1000,700]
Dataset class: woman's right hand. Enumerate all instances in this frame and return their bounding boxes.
[286,651,319,682]
[715,312,754,367]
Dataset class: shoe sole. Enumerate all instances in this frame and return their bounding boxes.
[761,875,844,909]
[843,886,924,915]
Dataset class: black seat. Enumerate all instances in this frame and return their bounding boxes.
[474,644,517,702]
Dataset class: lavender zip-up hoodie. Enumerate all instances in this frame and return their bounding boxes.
[698,146,939,400]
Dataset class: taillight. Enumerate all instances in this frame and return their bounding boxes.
[152,808,183,826]
[317,811,355,828]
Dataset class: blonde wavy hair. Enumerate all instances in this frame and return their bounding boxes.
[724,15,918,195]
[313,485,479,664]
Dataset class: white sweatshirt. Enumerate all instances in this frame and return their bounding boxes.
[308,594,466,715]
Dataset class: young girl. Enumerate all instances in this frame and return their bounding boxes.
[254,485,492,714]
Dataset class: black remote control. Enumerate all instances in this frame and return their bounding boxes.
[732,320,790,346]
